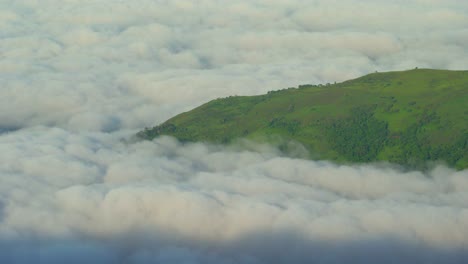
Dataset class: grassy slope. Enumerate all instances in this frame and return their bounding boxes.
[139,69,468,169]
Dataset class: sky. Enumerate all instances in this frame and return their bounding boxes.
[0,0,467,263]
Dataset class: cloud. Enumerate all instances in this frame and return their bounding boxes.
[1,0,468,262]
[0,128,467,263]
[0,0,467,132]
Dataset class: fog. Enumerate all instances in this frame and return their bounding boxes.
[1,0,467,132]
[1,0,467,263]
[0,129,467,263]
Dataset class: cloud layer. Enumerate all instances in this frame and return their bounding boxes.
[1,0,467,132]
[0,128,467,263]
[1,0,468,263]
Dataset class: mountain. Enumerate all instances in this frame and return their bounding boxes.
[138,69,468,170]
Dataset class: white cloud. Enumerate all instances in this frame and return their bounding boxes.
[0,128,467,263]
[0,0,467,132]
[0,0,467,262]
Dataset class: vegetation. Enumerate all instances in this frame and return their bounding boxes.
[138,69,468,170]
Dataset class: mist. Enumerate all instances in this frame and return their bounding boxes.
[1,0,467,263]
[0,129,467,263]
[1,0,467,132]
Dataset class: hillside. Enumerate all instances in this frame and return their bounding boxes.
[138,69,468,169]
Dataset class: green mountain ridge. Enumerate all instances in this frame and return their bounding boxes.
[138,69,468,170]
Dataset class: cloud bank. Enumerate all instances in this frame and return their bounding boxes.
[0,128,467,263]
[1,0,467,263]
[1,0,467,132]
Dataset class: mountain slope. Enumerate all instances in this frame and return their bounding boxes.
[138,69,468,169]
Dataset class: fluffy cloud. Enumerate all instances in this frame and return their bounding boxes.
[0,128,467,263]
[1,0,467,132]
[1,0,468,262]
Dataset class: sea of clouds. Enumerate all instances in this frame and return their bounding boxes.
[1,0,467,263]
